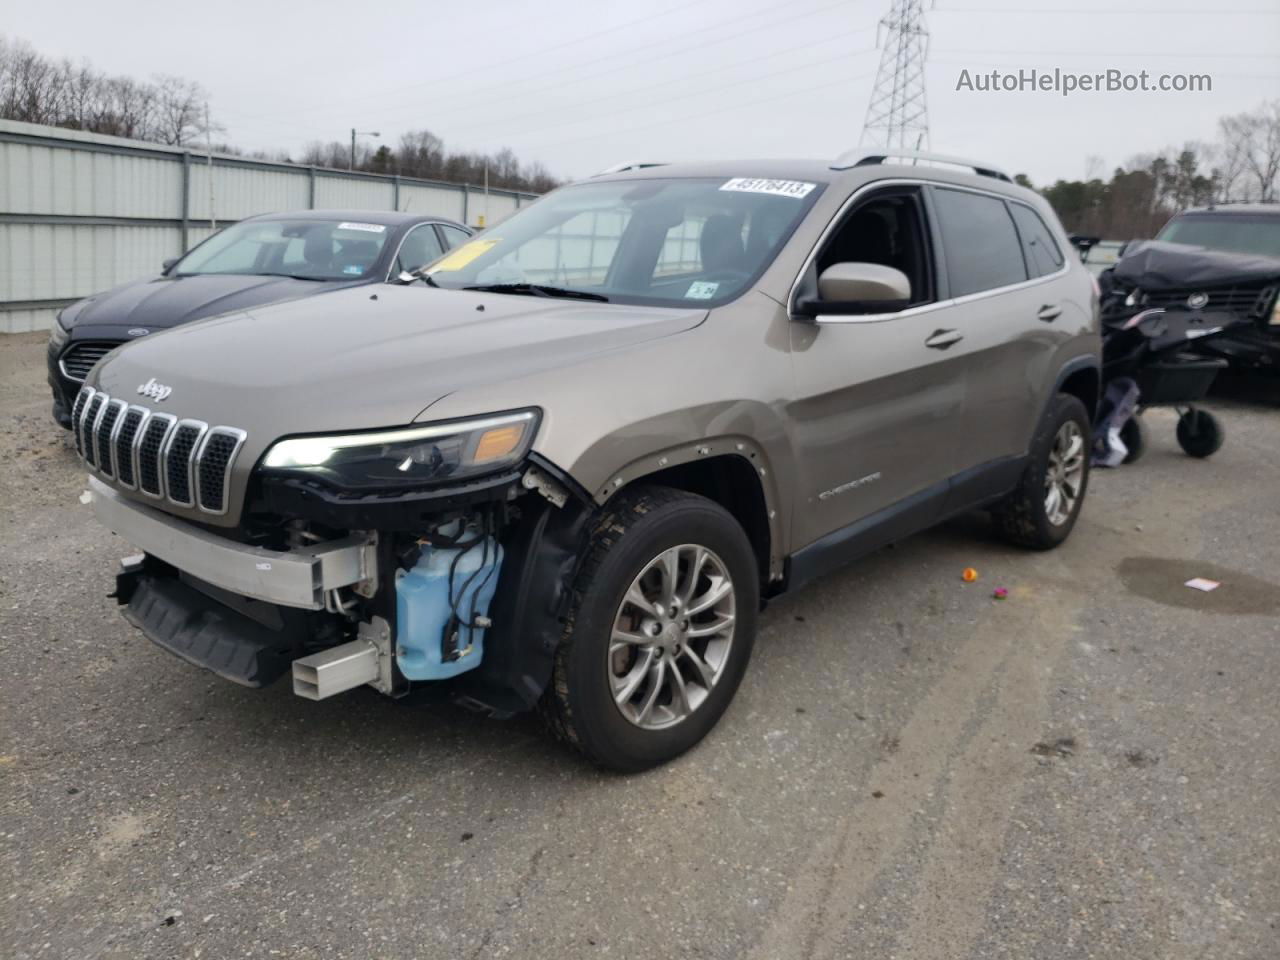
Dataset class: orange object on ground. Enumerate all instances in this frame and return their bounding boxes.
[962,567,979,582]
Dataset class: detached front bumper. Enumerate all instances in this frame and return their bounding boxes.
[87,476,377,609]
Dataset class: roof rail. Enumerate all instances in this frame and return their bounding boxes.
[831,149,1012,183]
[593,161,669,177]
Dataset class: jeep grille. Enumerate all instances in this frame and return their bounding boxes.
[72,386,247,516]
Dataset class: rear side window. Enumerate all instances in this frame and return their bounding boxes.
[932,188,1027,297]
[439,224,471,250]
[1009,203,1064,277]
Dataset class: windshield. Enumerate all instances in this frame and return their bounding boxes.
[174,219,392,280]
[1157,215,1280,259]
[425,177,824,307]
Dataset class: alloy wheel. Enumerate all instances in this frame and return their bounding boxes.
[1044,420,1085,526]
[608,544,737,730]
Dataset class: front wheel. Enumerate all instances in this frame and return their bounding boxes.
[993,393,1091,550]
[541,487,758,772]
[1176,409,1224,458]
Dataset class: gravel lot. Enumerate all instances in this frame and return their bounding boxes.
[2,331,1277,960]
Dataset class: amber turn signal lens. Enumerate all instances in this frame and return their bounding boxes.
[473,423,527,463]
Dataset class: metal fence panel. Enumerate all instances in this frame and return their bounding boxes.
[0,118,540,333]
[314,174,395,210]
[398,183,467,222]
[188,164,310,221]
[0,138,182,218]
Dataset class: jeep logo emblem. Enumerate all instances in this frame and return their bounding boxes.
[1186,292,1209,309]
[137,378,172,402]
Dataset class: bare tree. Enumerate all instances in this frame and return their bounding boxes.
[1219,101,1280,203]
[0,36,559,193]
[153,74,206,146]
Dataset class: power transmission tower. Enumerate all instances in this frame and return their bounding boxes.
[860,0,931,151]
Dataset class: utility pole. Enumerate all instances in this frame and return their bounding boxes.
[205,102,216,232]
[860,0,932,151]
[350,128,381,171]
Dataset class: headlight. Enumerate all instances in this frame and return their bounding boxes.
[48,312,71,350]
[260,410,538,490]
[1271,296,1280,326]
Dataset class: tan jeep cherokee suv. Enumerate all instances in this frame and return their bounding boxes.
[74,150,1100,770]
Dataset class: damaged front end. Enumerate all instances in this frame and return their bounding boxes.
[1101,240,1280,369]
[90,404,594,715]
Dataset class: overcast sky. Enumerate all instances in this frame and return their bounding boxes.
[8,0,1280,185]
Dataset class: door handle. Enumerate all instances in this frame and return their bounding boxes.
[1037,304,1063,322]
[925,328,964,350]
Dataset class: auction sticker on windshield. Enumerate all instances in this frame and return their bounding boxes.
[720,178,816,199]
[685,281,719,299]
[338,222,387,233]
[428,239,500,273]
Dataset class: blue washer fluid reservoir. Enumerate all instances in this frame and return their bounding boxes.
[394,529,503,681]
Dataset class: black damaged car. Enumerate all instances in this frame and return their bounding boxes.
[46,210,472,427]
[1127,204,1280,372]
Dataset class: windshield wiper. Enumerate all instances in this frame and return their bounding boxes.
[250,272,327,282]
[462,282,609,302]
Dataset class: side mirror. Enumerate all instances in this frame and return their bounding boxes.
[798,262,912,318]
[397,270,417,284]
[161,257,179,273]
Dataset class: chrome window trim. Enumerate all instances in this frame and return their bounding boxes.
[383,220,448,282]
[160,419,208,508]
[138,412,177,500]
[114,404,151,491]
[193,427,248,516]
[98,398,129,478]
[787,177,1070,325]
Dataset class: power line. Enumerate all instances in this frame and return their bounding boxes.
[928,57,1280,80]
[935,48,1277,60]
[935,6,1279,13]
[222,0,851,128]
[430,42,879,144]
[522,68,881,158]
[227,0,721,122]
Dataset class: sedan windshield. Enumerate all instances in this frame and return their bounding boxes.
[1157,215,1280,259]
[425,177,824,307]
[174,219,392,280]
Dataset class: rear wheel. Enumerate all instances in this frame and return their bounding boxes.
[541,486,758,772]
[1119,414,1146,464]
[1176,409,1224,458]
[993,393,1091,550]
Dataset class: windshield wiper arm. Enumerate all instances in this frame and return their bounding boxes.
[462,282,609,302]
[250,272,327,282]
[401,267,439,287]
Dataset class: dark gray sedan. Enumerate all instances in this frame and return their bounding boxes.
[46,209,472,427]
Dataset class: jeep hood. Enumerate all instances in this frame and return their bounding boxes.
[91,283,705,442]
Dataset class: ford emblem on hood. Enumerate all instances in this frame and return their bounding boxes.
[137,378,173,402]
[127,328,150,337]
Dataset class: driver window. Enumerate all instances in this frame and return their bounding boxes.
[815,191,934,307]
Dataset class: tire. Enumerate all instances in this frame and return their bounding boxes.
[1119,414,1146,464]
[540,486,758,772]
[993,393,1091,550]
[1176,409,1224,458]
